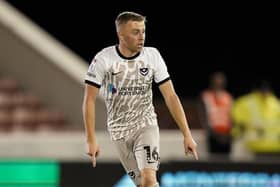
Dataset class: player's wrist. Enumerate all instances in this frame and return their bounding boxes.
[86,136,97,144]
[181,129,192,138]
[183,132,194,140]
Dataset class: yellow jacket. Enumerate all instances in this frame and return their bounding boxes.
[232,91,280,152]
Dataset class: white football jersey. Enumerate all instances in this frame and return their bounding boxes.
[85,45,170,140]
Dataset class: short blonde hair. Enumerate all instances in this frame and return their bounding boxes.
[115,11,146,32]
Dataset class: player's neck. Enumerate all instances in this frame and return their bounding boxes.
[118,44,138,58]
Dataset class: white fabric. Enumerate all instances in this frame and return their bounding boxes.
[85,46,170,140]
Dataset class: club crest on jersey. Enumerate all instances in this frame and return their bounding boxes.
[139,68,149,76]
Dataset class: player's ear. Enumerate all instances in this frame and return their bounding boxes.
[117,31,124,41]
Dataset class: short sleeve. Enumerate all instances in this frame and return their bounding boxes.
[153,48,170,85]
[84,53,106,88]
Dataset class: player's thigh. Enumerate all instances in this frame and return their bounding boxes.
[113,139,141,185]
[134,125,160,171]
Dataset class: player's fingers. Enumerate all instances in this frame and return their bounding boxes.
[92,155,96,167]
[185,149,191,156]
[86,152,97,167]
[96,150,100,157]
[192,149,199,160]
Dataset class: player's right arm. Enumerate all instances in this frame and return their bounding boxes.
[82,84,100,167]
[83,51,106,167]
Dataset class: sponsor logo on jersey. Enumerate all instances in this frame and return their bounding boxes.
[109,83,117,94]
[118,86,147,96]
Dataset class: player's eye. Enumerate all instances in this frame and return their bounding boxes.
[132,30,139,35]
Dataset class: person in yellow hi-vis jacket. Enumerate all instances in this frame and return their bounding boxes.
[232,80,280,154]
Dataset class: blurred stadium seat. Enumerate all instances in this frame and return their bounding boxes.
[0,76,69,132]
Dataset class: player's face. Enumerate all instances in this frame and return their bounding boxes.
[119,20,145,54]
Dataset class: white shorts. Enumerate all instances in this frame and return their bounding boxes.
[113,125,160,185]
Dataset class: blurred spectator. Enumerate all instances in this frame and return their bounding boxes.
[232,80,280,154]
[198,72,233,155]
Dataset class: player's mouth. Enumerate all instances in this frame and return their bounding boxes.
[137,43,144,47]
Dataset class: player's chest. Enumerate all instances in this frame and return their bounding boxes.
[108,60,153,83]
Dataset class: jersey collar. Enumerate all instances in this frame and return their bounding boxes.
[115,45,141,60]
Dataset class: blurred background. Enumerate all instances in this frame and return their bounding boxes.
[0,1,279,186]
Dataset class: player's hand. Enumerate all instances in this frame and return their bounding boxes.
[184,136,198,160]
[86,142,100,168]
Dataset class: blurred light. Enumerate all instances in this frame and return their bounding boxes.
[0,159,59,187]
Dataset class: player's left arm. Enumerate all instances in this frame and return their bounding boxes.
[159,80,198,160]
